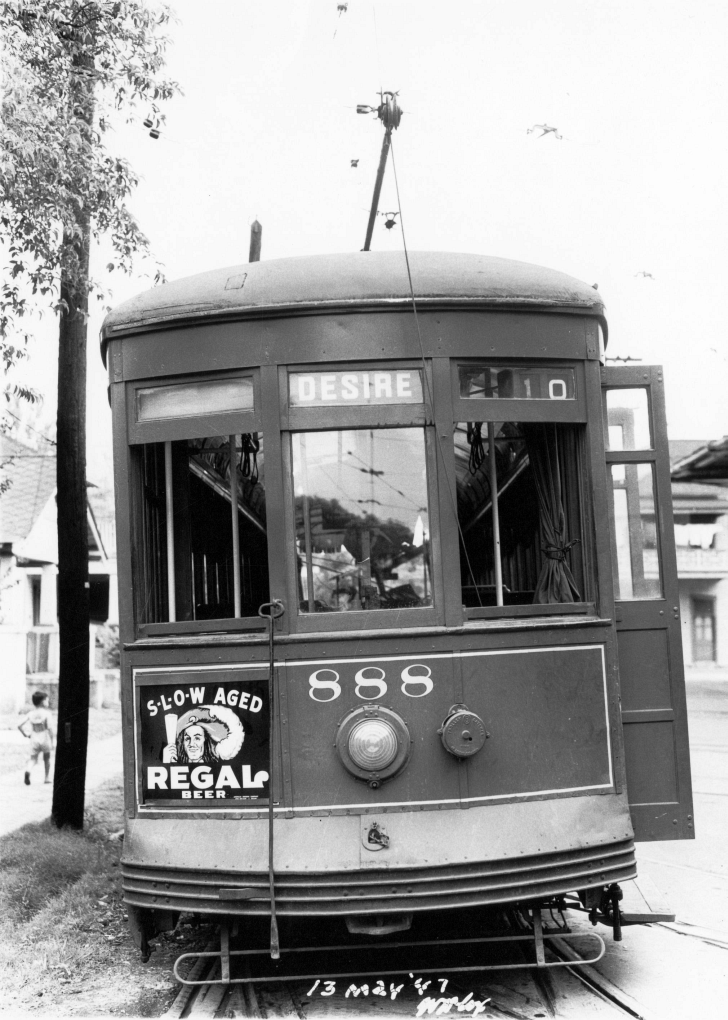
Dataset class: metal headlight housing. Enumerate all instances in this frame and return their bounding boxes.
[335,705,411,787]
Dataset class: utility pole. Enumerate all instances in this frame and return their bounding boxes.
[359,92,402,251]
[52,17,94,831]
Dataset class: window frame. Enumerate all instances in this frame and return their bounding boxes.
[127,369,261,446]
[128,368,270,638]
[279,360,443,633]
[452,359,587,424]
[451,359,593,622]
[602,379,665,603]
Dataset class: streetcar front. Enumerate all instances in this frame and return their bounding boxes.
[102,252,692,949]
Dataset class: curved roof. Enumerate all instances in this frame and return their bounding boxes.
[101,251,605,351]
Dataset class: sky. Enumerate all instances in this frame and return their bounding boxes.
[11,0,728,484]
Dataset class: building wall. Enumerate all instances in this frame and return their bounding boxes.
[679,577,728,667]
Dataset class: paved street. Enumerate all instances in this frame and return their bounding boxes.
[0,730,122,836]
[583,671,728,1018]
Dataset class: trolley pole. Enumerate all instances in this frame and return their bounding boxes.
[249,219,262,262]
[360,92,402,251]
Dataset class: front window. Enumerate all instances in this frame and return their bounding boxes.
[135,433,269,624]
[291,428,432,613]
[455,421,585,608]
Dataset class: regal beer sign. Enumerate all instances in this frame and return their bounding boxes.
[135,669,270,805]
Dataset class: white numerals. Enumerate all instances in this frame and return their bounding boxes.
[354,667,387,700]
[549,378,567,399]
[308,669,342,702]
[307,663,434,702]
[400,663,434,697]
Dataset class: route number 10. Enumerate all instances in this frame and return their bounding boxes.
[308,664,434,702]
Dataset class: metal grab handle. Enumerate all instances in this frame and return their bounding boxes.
[258,600,285,620]
[258,599,285,960]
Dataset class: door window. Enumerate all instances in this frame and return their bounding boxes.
[609,462,662,599]
[606,386,663,601]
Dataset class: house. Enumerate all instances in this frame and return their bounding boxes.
[0,434,118,712]
[671,438,728,668]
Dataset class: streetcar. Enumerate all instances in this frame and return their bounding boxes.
[101,251,693,976]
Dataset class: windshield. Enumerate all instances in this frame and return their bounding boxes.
[291,428,432,613]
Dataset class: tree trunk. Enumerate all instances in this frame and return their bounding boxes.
[51,218,91,830]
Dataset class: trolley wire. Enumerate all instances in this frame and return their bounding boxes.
[388,136,484,607]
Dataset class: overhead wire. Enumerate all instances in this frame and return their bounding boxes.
[3,409,57,446]
[389,136,484,608]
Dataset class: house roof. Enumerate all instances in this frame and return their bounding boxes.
[671,436,728,483]
[0,435,56,545]
[1,435,110,560]
[669,440,708,468]
[100,251,607,356]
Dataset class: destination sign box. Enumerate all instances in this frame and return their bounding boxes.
[289,369,423,407]
[459,365,576,401]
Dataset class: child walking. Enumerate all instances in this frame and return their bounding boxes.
[18,691,55,785]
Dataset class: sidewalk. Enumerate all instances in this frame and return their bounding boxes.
[0,731,123,836]
[685,664,728,683]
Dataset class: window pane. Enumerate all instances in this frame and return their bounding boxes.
[606,389,652,450]
[135,434,268,623]
[454,422,584,607]
[459,365,576,400]
[138,443,169,622]
[609,462,662,599]
[137,377,253,421]
[291,429,432,613]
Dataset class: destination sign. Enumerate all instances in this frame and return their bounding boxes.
[459,365,576,401]
[289,370,423,407]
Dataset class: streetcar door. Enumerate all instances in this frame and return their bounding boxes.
[602,365,694,842]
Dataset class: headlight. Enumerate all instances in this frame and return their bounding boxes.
[348,718,398,771]
[335,706,411,787]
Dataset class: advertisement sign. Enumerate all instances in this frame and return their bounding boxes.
[136,672,270,805]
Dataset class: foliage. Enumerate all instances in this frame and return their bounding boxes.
[0,0,180,371]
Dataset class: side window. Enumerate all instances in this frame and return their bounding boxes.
[130,373,268,629]
[454,421,585,609]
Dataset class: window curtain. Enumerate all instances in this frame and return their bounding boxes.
[522,424,581,604]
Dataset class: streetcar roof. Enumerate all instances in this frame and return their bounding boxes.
[101,251,606,355]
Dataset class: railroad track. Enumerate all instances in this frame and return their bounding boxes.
[160,930,662,1018]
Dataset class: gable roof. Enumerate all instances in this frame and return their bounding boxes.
[669,440,708,468]
[671,436,728,483]
[0,435,56,545]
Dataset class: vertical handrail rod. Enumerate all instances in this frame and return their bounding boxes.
[164,440,176,621]
[229,435,242,617]
[488,423,504,606]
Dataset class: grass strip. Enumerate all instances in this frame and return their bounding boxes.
[0,775,210,1016]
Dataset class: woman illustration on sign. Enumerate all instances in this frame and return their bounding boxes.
[162,705,245,764]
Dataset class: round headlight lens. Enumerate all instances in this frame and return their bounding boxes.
[348,718,398,771]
